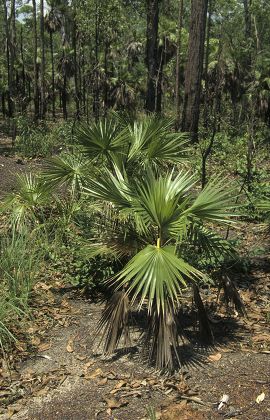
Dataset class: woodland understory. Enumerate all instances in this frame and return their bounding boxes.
[0,0,270,419]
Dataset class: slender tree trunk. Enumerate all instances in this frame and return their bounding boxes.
[72,18,80,119]
[49,31,56,119]
[104,40,109,115]
[145,0,159,112]
[175,0,184,130]
[93,1,100,121]
[182,0,208,141]
[10,0,16,118]
[40,0,46,119]
[32,0,39,120]
[62,74,68,120]
[2,0,13,118]
[20,26,27,112]
[203,0,212,128]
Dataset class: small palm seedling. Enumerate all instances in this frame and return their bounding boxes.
[1,173,52,231]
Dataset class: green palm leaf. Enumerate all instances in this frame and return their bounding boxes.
[74,120,127,168]
[42,152,91,195]
[186,177,237,223]
[114,245,205,315]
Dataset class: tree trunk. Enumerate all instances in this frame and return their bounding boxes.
[175,0,184,130]
[49,31,56,119]
[72,17,80,119]
[20,25,27,112]
[40,0,46,119]
[32,0,39,120]
[62,74,68,120]
[145,0,159,113]
[182,0,208,141]
[2,0,13,118]
[203,0,212,128]
[93,1,100,121]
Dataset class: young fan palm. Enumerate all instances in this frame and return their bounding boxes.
[84,167,236,370]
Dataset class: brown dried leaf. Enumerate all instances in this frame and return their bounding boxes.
[86,368,103,379]
[252,334,270,343]
[38,342,51,352]
[104,397,128,409]
[66,337,74,353]
[208,352,222,362]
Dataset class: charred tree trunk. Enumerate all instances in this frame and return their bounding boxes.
[145,0,159,113]
[182,0,208,141]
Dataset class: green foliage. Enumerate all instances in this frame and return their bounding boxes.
[15,117,72,158]
[0,231,44,348]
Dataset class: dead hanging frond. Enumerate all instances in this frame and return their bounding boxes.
[219,275,246,317]
[193,284,214,345]
[96,290,131,354]
[142,300,182,371]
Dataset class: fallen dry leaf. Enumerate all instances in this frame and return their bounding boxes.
[86,368,103,379]
[38,342,51,352]
[256,392,265,404]
[66,337,74,353]
[208,352,222,362]
[252,334,270,343]
[104,397,128,409]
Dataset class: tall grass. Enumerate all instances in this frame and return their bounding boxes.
[0,232,43,350]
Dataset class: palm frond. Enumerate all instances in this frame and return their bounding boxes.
[127,116,189,166]
[1,173,51,229]
[143,300,181,370]
[42,152,91,195]
[193,284,214,344]
[97,291,131,354]
[74,120,127,168]
[187,223,235,261]
[84,166,132,209]
[186,177,237,224]
[114,245,206,315]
